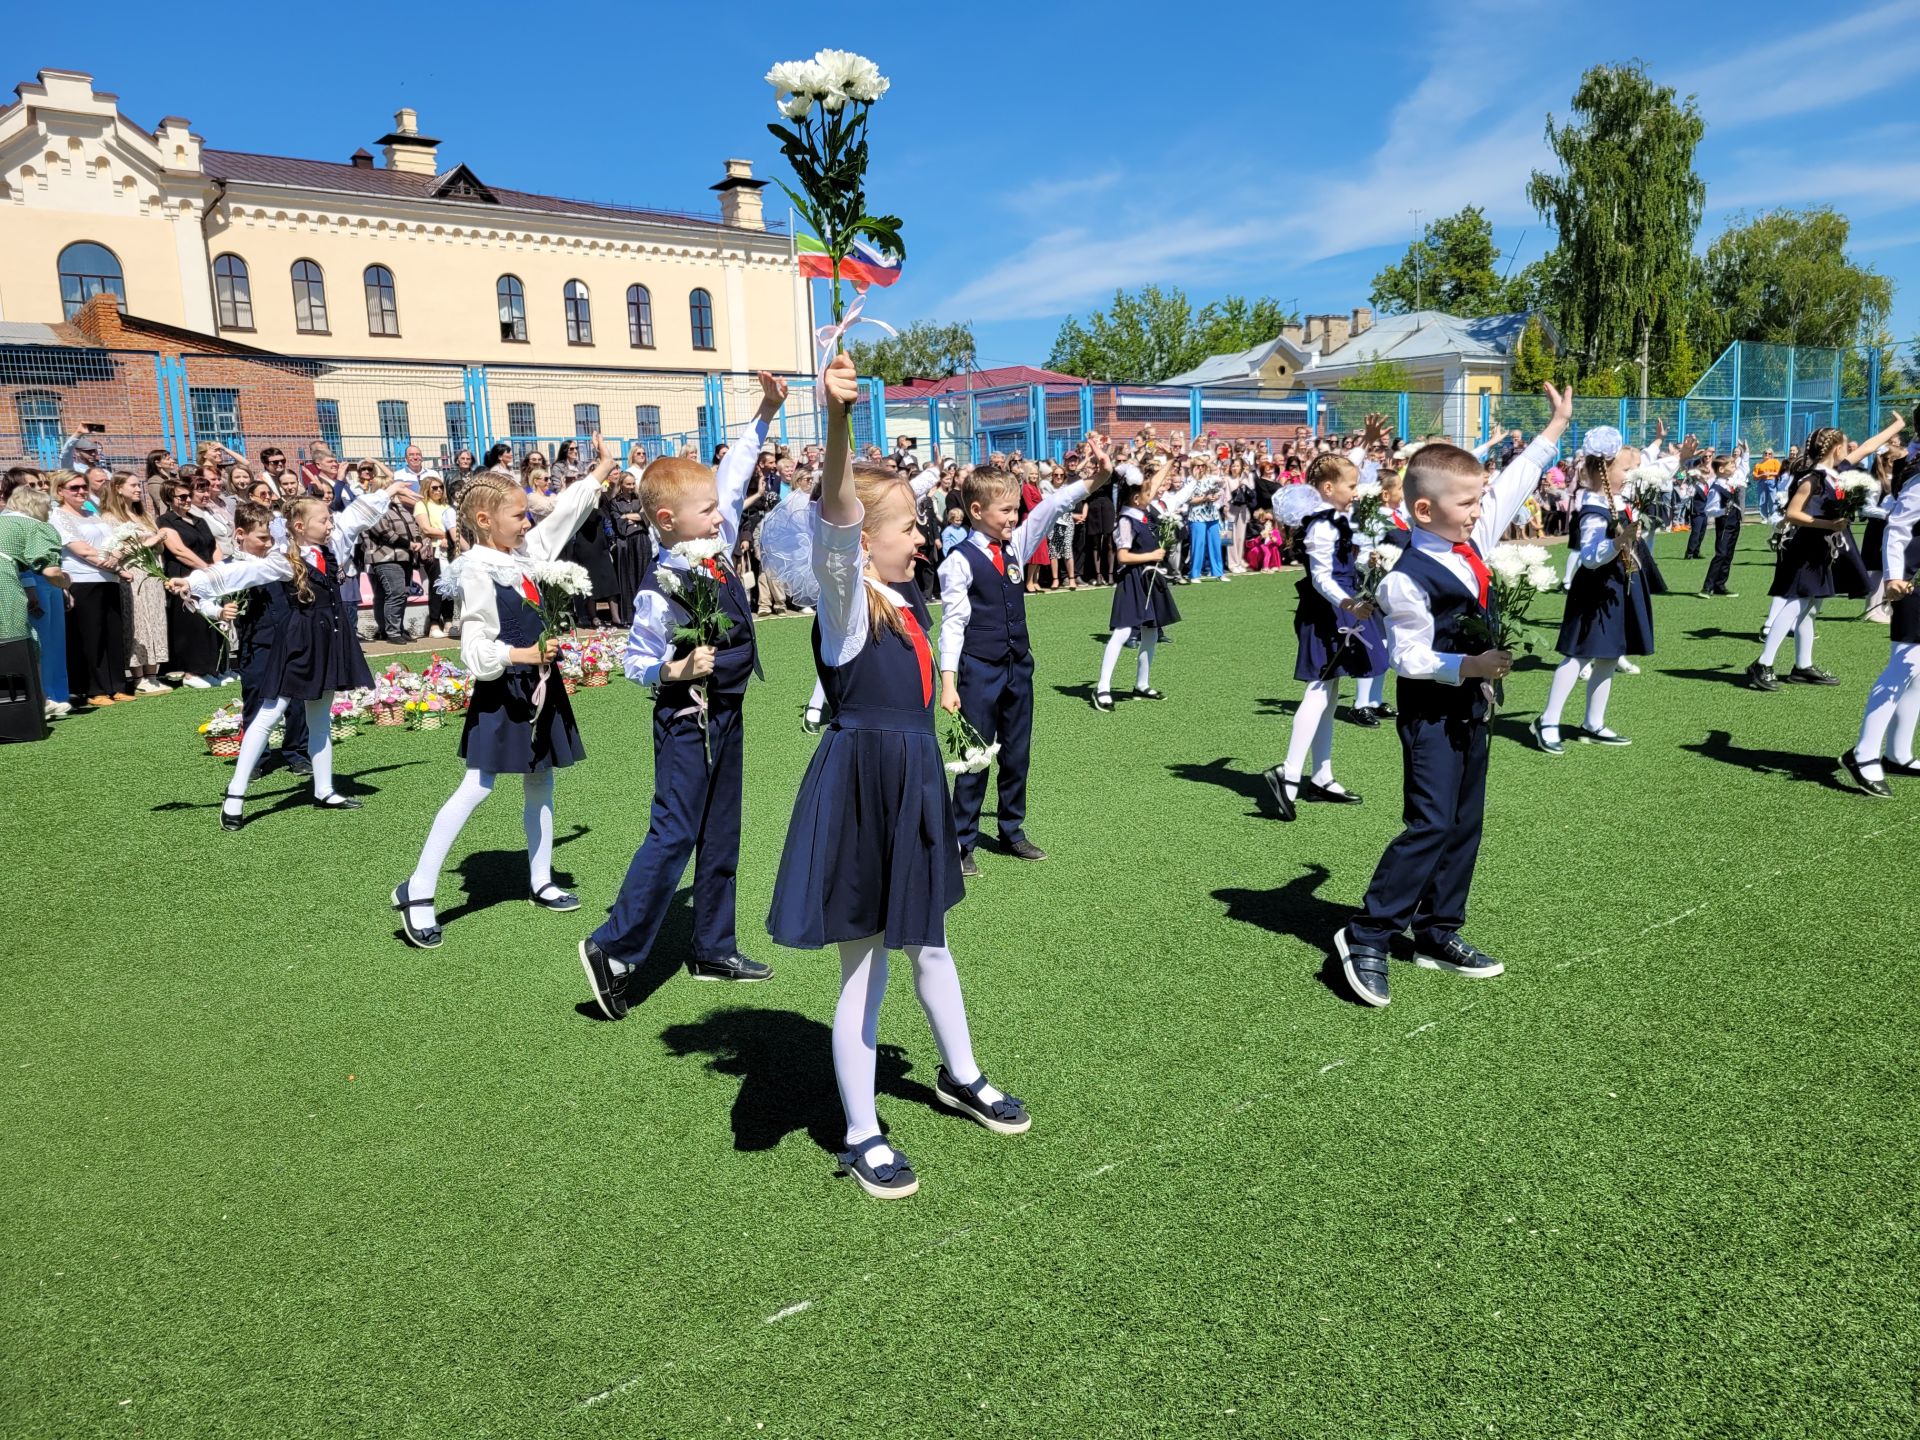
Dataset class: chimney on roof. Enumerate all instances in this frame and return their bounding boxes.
[350,148,374,169]
[376,107,439,177]
[710,158,767,231]
[1280,320,1304,346]
[1323,314,1352,351]
[1351,306,1372,337]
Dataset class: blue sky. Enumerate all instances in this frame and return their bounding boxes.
[17,0,1920,369]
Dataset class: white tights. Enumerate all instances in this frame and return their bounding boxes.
[833,936,992,1161]
[1541,656,1619,732]
[1760,598,1822,670]
[225,694,335,815]
[404,767,556,920]
[1097,625,1158,696]
[1282,679,1339,787]
[1353,673,1383,711]
[807,676,827,717]
[1854,642,1920,779]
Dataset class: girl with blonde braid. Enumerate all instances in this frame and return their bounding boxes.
[171,479,396,829]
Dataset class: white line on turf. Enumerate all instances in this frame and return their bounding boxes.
[764,1301,813,1324]
[574,807,1920,1412]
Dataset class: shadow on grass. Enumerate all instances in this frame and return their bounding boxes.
[152,759,426,821]
[1168,755,1276,818]
[1682,728,1852,790]
[570,886,696,1018]
[434,824,588,928]
[1213,864,1374,1005]
[1683,626,1762,643]
[659,1005,939,1156]
[1663,665,1761,690]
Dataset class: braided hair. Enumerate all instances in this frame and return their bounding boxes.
[283,498,328,605]
[456,473,522,549]
[854,463,915,644]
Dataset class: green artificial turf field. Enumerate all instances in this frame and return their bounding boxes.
[5,528,1918,1438]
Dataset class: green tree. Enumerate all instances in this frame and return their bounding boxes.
[1047,285,1296,383]
[1368,206,1532,317]
[846,318,977,386]
[1508,314,1561,391]
[1526,62,1706,399]
[1697,208,1894,353]
[1339,359,1415,393]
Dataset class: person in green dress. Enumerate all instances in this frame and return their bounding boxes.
[0,487,73,718]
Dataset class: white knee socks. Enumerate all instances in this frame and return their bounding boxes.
[1353,673,1382,711]
[832,935,996,1161]
[1097,628,1131,696]
[1855,642,1920,779]
[807,676,827,717]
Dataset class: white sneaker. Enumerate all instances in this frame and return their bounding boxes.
[181,674,214,690]
[135,678,170,696]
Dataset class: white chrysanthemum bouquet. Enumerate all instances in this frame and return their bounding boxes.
[1460,542,1563,704]
[518,559,591,659]
[942,710,999,775]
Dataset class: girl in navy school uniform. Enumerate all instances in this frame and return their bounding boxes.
[767,355,1028,1202]
[1093,464,1180,711]
[1844,454,1920,795]
[1532,427,1654,753]
[176,481,397,830]
[1747,418,1905,692]
[1860,448,1897,622]
[390,442,615,948]
[1263,452,1387,820]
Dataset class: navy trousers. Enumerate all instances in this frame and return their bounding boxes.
[239,649,310,760]
[1350,714,1489,951]
[593,702,743,966]
[1684,507,1709,560]
[1703,512,1742,594]
[950,653,1035,851]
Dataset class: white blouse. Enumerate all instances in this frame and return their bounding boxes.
[443,474,606,680]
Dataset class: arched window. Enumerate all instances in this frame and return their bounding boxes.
[291,260,329,333]
[564,280,593,346]
[212,254,253,329]
[363,265,400,336]
[57,241,126,319]
[497,275,527,343]
[627,284,654,348]
[689,288,715,350]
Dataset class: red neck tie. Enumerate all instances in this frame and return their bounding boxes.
[1392,511,1409,530]
[1452,541,1491,608]
[900,606,934,705]
[987,539,1006,577]
[520,574,542,607]
[312,547,327,576]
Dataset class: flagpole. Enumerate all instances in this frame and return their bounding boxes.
[793,205,821,446]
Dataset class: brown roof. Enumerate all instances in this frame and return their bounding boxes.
[202,149,778,234]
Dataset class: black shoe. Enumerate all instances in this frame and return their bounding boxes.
[1262,766,1298,821]
[1374,701,1397,718]
[284,756,313,776]
[1787,665,1840,686]
[1841,749,1894,798]
[529,883,580,912]
[1347,706,1382,728]
[934,1065,1031,1135]
[1004,837,1047,861]
[1745,661,1780,692]
[837,1136,918,1200]
[1413,934,1505,979]
[1300,779,1363,805]
[314,793,363,810]
[1334,928,1390,1008]
[959,849,981,878]
[1092,691,1114,713]
[1132,687,1165,700]
[1884,757,1920,778]
[801,706,825,734]
[390,883,444,949]
[1530,718,1565,755]
[687,953,773,983]
[219,797,245,833]
[1578,728,1633,747]
[579,939,629,1019]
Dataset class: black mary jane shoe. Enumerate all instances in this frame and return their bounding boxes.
[314,793,364,811]
[1091,691,1115,713]
[219,795,246,833]
[1882,757,1920,779]
[1132,687,1166,700]
[529,883,581,912]
[1262,766,1297,821]
[390,883,444,950]
[934,1065,1032,1135]
[800,706,826,735]
[1374,701,1397,718]
[1300,779,1363,805]
[1346,706,1382,729]
[837,1135,919,1200]
[1841,750,1894,799]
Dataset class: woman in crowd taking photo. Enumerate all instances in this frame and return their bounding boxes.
[156,475,226,688]
[97,471,171,695]
[49,468,131,707]
[0,486,72,719]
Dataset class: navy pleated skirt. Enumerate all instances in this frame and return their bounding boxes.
[1294,578,1388,681]
[458,665,584,773]
[767,704,963,950]
[1556,565,1655,658]
[1110,564,1180,632]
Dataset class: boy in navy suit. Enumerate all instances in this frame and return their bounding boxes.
[578,374,787,1019]
[938,440,1107,876]
[1334,383,1573,1007]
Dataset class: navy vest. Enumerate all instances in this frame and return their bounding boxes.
[235,580,294,663]
[812,583,936,733]
[1392,542,1500,723]
[492,578,543,650]
[640,554,758,709]
[957,537,1030,662]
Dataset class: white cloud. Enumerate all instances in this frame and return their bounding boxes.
[1003,169,1122,217]
[1673,3,1920,127]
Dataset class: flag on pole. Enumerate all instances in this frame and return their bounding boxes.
[796,233,902,289]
